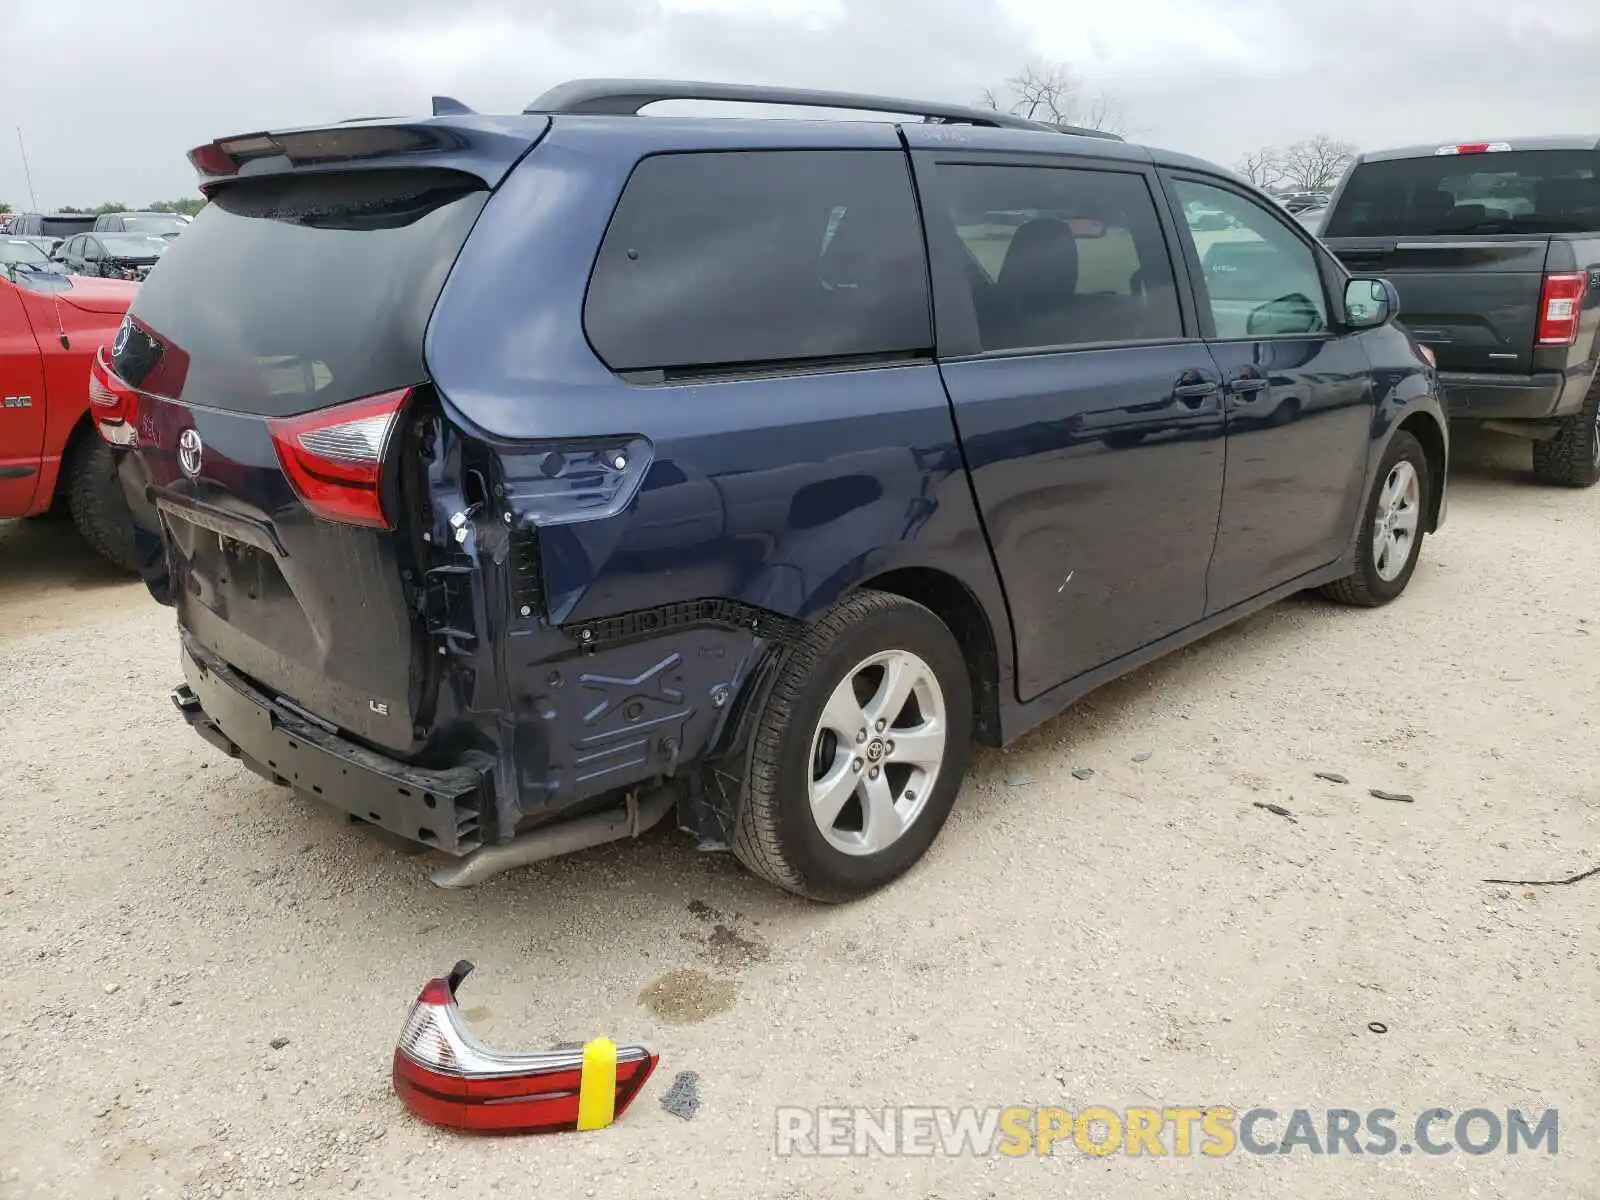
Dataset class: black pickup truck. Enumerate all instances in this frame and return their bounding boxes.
[1321,137,1600,486]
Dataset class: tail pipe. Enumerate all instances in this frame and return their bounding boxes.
[428,782,679,889]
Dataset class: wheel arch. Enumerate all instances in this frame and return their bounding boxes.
[1395,409,1447,531]
[42,411,98,512]
[856,566,1002,746]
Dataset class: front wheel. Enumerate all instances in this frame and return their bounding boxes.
[1530,382,1600,488]
[732,590,973,902]
[1320,431,1430,607]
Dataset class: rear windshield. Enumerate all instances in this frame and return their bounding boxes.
[115,168,486,416]
[40,216,95,237]
[1323,150,1600,237]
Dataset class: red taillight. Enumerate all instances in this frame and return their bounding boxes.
[1536,273,1587,346]
[266,388,410,529]
[89,346,140,446]
[393,961,659,1135]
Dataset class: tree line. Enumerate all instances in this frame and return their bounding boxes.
[980,61,1357,194]
[1234,136,1358,194]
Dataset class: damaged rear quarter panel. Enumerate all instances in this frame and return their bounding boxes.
[422,121,1012,824]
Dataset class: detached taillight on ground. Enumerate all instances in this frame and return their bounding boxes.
[393,960,659,1134]
[89,346,139,446]
[266,387,410,529]
[1536,273,1588,346]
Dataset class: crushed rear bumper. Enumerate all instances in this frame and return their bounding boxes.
[174,639,493,855]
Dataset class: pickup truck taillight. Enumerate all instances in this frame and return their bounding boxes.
[89,346,140,446]
[1537,273,1587,346]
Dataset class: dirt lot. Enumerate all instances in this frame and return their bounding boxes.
[1,431,1596,1200]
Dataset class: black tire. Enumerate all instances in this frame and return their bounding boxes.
[63,435,139,570]
[732,590,973,902]
[1531,380,1600,488]
[1320,431,1430,607]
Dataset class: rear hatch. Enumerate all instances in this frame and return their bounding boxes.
[1322,147,1600,373]
[115,167,490,753]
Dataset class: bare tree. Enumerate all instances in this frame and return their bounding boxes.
[1235,146,1283,190]
[981,59,1124,133]
[1279,135,1357,192]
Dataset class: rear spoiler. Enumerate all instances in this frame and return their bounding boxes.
[186,115,550,193]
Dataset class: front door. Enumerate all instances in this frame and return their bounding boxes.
[1167,176,1376,612]
[916,153,1227,701]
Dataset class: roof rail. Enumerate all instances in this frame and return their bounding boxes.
[524,78,1123,140]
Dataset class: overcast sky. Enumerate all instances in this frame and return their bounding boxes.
[5,0,1599,209]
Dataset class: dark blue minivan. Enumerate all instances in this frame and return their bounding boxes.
[116,81,1447,901]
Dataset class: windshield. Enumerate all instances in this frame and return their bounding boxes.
[0,238,51,267]
[99,234,171,257]
[1,238,71,288]
[120,214,189,234]
[1324,150,1600,236]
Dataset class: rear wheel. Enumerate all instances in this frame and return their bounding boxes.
[732,590,972,902]
[1320,431,1429,607]
[63,435,138,570]
[1531,381,1600,488]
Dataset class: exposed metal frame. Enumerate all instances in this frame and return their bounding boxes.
[524,78,1122,140]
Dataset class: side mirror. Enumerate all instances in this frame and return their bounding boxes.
[1343,277,1400,329]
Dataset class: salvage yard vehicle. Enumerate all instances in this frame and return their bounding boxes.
[113,80,1447,901]
[1321,137,1600,486]
[53,232,169,281]
[1,239,140,567]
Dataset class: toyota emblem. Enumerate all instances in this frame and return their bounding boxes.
[177,427,203,479]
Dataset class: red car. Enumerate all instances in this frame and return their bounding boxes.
[1,238,140,566]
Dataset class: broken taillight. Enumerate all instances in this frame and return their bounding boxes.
[266,387,410,529]
[89,345,139,446]
[392,960,659,1134]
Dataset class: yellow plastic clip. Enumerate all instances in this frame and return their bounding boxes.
[576,1037,618,1131]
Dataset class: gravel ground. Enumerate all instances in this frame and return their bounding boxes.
[1,430,1596,1200]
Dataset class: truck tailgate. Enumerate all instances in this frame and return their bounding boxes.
[1326,237,1550,373]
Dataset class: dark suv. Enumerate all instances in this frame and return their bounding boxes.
[114,80,1447,901]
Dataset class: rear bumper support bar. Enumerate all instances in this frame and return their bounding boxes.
[174,640,493,855]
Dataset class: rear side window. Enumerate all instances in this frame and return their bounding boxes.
[1324,150,1600,236]
[115,169,487,417]
[932,164,1183,353]
[585,150,931,375]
